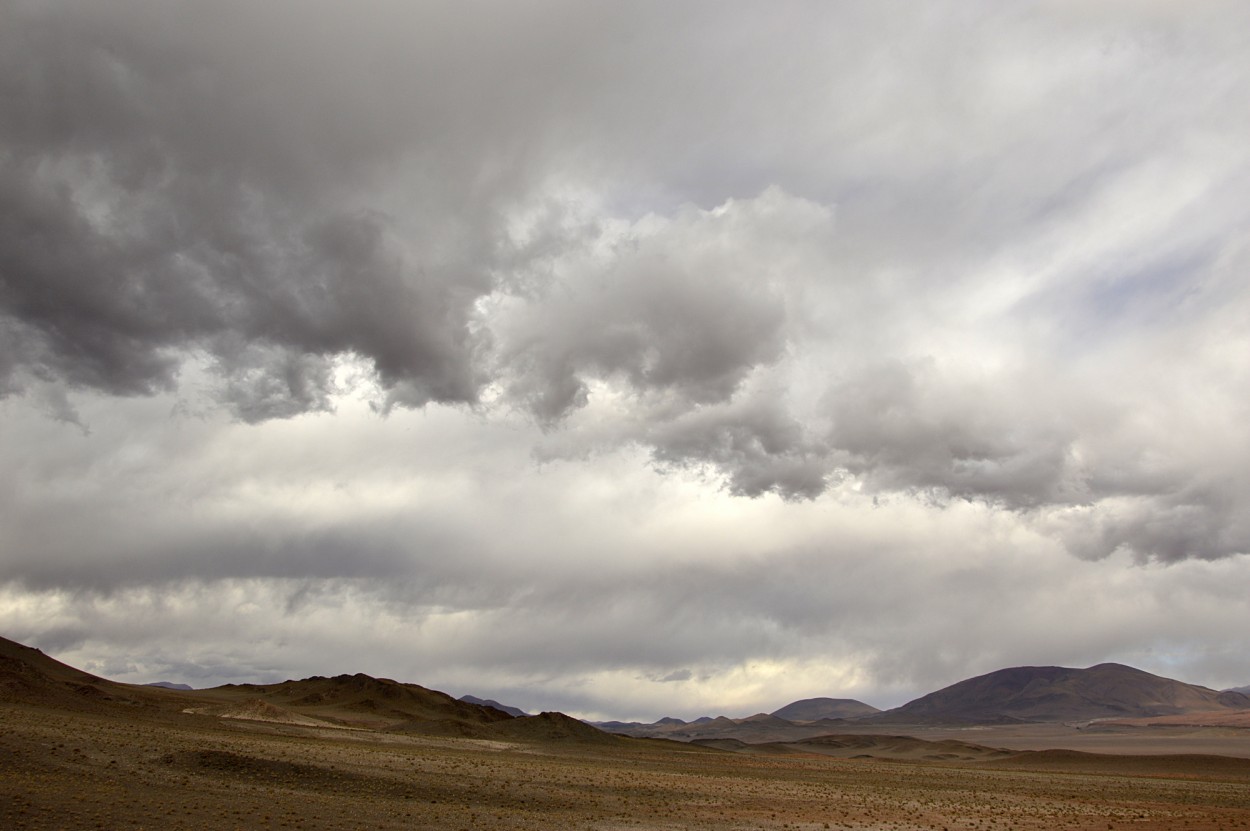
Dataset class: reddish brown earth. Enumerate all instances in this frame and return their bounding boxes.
[1099,710,1250,729]
[3,637,1250,830]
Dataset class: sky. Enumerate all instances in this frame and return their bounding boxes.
[2,0,1249,722]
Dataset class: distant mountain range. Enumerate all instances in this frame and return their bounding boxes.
[592,697,883,742]
[593,712,866,743]
[870,663,1250,725]
[5,634,1248,745]
[145,681,194,691]
[458,694,528,717]
[591,663,1250,741]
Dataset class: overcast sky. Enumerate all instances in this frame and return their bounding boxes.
[2,0,1249,721]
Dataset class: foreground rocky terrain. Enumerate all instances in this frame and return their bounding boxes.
[3,636,1250,830]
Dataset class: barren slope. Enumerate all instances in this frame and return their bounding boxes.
[5,635,1250,831]
[195,672,516,730]
[771,697,880,721]
[0,635,157,712]
[870,663,1250,725]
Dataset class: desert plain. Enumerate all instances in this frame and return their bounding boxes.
[4,635,1250,830]
[4,697,1250,831]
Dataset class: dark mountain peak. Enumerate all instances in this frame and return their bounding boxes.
[877,662,1250,725]
[1083,663,1174,681]
[771,697,881,722]
[1,636,97,680]
[0,636,616,745]
[1217,690,1250,708]
[145,681,194,691]
[975,664,1065,684]
[230,671,514,726]
[458,694,528,718]
[588,720,644,730]
[740,712,783,724]
[489,712,618,744]
[0,635,147,711]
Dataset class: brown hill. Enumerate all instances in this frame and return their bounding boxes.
[601,712,856,743]
[1095,709,1250,729]
[197,672,515,730]
[771,697,880,721]
[1,636,624,747]
[0,635,152,712]
[458,694,528,717]
[394,711,620,745]
[487,711,620,744]
[870,663,1250,725]
[183,698,339,728]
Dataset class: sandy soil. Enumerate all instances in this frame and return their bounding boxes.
[834,721,1250,760]
[1099,711,1250,729]
[3,702,1250,831]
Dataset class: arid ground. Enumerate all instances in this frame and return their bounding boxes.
[3,699,1250,831]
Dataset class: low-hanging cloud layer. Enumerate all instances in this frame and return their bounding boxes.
[2,1,1249,719]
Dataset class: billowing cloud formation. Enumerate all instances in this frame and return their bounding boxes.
[4,2,1248,558]
[2,1,1250,717]
[0,2,501,418]
[497,192,806,422]
[493,188,835,497]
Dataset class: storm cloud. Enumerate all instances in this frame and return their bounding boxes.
[2,1,1250,717]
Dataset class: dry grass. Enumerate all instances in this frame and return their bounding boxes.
[3,702,1250,831]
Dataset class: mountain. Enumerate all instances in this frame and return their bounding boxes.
[458,694,528,717]
[1226,685,1250,695]
[12,633,1246,741]
[197,677,622,742]
[146,681,194,691]
[488,711,619,744]
[1,635,622,744]
[0,635,156,711]
[770,697,880,721]
[200,673,516,731]
[588,696,880,743]
[594,712,858,743]
[871,663,1250,725]
[0,631,515,732]
[591,720,649,731]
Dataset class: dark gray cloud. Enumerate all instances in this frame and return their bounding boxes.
[643,394,832,500]
[0,0,512,417]
[3,0,1250,720]
[8,517,1250,718]
[5,1,1247,553]
[492,189,833,498]
[825,360,1076,509]
[498,244,788,424]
